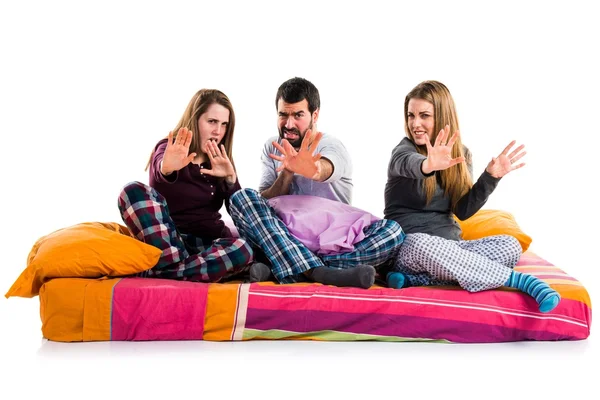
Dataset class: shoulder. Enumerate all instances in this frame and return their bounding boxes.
[154,138,169,153]
[316,133,348,152]
[393,137,418,153]
[263,136,280,149]
[462,144,473,165]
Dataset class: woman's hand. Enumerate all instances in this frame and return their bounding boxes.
[160,128,197,175]
[422,125,465,174]
[201,140,237,184]
[486,141,526,178]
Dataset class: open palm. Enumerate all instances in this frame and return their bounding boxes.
[269,130,323,180]
[424,125,465,171]
[202,140,236,179]
[486,141,526,178]
[161,128,196,175]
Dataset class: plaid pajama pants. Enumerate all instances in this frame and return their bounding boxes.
[393,233,522,292]
[117,181,253,282]
[229,188,405,283]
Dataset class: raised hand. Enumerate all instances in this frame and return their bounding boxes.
[486,140,526,178]
[422,125,465,173]
[269,129,323,180]
[201,140,237,184]
[161,128,197,175]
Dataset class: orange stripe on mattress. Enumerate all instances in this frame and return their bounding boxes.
[84,279,121,341]
[39,278,119,342]
[203,282,244,341]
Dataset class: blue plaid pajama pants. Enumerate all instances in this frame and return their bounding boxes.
[229,188,405,283]
[393,232,522,292]
[118,181,253,282]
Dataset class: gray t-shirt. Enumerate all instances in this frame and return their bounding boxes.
[384,137,500,241]
[259,133,353,204]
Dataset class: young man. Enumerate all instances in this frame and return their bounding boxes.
[230,77,403,288]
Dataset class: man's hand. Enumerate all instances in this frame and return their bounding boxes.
[269,130,323,180]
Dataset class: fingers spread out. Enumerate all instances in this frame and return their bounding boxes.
[300,129,312,152]
[269,153,285,162]
[309,132,323,153]
[450,156,466,167]
[435,125,450,147]
[282,140,297,156]
[510,150,526,165]
[220,144,230,160]
[507,144,525,159]
[272,141,286,155]
[446,130,460,149]
[500,140,517,156]
[183,130,193,148]
[424,134,433,151]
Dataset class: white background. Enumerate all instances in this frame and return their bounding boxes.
[0,0,598,398]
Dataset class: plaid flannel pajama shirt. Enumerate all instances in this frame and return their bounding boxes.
[118,181,253,282]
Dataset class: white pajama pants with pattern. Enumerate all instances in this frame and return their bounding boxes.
[393,233,522,292]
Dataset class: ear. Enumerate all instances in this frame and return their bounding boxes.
[312,108,320,123]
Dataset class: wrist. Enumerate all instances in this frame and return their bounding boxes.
[160,161,173,176]
[421,159,433,175]
[225,173,237,185]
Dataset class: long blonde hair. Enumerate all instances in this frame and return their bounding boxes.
[146,89,236,171]
[404,81,472,207]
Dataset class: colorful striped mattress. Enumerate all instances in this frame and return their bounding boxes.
[38,251,592,343]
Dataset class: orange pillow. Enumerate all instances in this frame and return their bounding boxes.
[5,222,162,298]
[455,209,532,251]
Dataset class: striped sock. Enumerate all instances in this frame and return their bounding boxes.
[386,271,406,289]
[505,271,560,313]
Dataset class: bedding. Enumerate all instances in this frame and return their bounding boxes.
[37,251,591,343]
[5,222,161,298]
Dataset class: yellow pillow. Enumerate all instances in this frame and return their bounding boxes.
[5,222,162,298]
[455,209,532,252]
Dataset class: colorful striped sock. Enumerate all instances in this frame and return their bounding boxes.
[386,272,406,289]
[505,271,561,313]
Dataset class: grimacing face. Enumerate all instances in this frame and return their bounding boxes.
[406,98,435,147]
[277,98,317,148]
[197,103,230,154]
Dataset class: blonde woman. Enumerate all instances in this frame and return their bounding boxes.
[383,81,560,312]
[118,89,257,282]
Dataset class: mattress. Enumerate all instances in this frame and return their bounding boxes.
[38,251,592,343]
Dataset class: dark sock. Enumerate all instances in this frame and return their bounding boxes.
[505,270,561,313]
[249,262,273,283]
[386,271,406,289]
[308,265,375,289]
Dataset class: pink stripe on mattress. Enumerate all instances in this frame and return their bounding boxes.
[111,278,208,341]
[245,309,586,342]
[246,285,589,334]
[516,254,553,266]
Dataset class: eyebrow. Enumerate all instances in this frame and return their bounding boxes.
[278,110,306,116]
[207,117,228,121]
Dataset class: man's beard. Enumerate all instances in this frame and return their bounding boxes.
[279,118,313,148]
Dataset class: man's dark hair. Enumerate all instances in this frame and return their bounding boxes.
[275,77,320,113]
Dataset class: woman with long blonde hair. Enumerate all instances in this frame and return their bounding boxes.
[383,81,560,313]
[117,89,257,282]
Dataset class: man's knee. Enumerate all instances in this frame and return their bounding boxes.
[230,188,262,209]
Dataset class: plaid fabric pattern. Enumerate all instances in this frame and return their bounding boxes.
[321,219,404,267]
[230,188,404,284]
[118,181,253,282]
